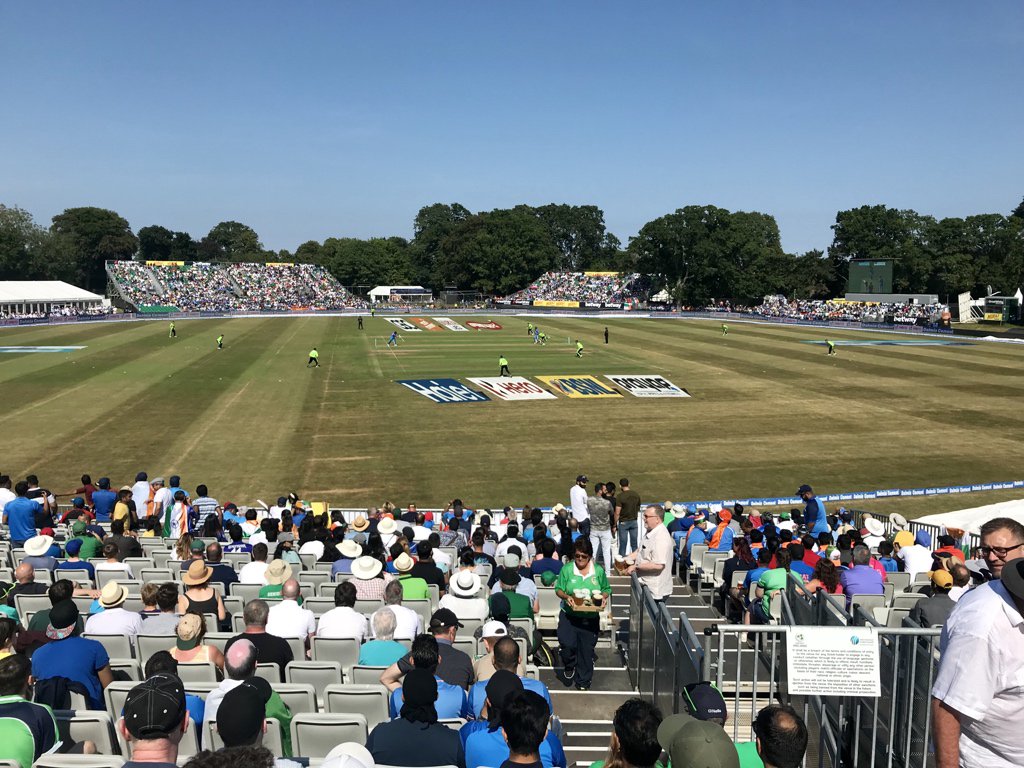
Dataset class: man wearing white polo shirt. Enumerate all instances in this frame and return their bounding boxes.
[317,581,369,642]
[627,506,675,600]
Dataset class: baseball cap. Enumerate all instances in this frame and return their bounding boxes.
[481,620,508,639]
[72,520,86,535]
[323,743,375,768]
[576,475,588,484]
[189,540,205,553]
[428,608,464,631]
[796,484,813,495]
[658,712,740,768]
[682,682,727,722]
[930,570,953,590]
[64,538,83,556]
[500,566,521,586]
[217,677,271,747]
[122,674,187,739]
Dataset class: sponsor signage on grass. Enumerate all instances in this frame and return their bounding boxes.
[398,379,490,403]
[465,320,503,330]
[384,318,421,332]
[534,299,580,308]
[605,374,691,398]
[468,377,557,401]
[433,317,469,332]
[411,317,444,331]
[536,375,622,398]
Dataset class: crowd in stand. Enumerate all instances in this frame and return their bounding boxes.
[107,261,366,312]
[2,468,1018,768]
[503,272,644,305]
[0,305,114,321]
[751,295,948,324]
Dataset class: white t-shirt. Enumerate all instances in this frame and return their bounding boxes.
[85,607,143,637]
[152,487,173,514]
[298,541,325,560]
[411,525,431,542]
[932,581,1024,767]
[131,481,151,516]
[438,594,489,622]
[898,544,934,580]
[432,549,452,574]
[638,524,675,599]
[0,487,17,514]
[376,604,422,640]
[570,485,588,522]
[239,561,269,585]
[94,562,134,579]
[316,606,369,641]
[266,600,317,639]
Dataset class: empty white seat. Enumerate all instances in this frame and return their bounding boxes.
[290,713,368,756]
[322,684,389,730]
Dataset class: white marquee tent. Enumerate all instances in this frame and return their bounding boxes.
[915,498,1024,534]
[0,281,107,314]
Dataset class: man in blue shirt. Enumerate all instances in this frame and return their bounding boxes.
[684,515,709,566]
[90,478,117,522]
[3,481,38,546]
[31,601,113,710]
[468,636,551,718]
[797,484,830,536]
[388,634,469,719]
[464,672,566,768]
[787,544,815,582]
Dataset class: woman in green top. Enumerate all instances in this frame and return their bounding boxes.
[555,537,611,691]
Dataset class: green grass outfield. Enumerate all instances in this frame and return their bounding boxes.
[2,315,1023,516]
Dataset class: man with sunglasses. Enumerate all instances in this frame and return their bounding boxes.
[932,517,1024,768]
[625,506,674,601]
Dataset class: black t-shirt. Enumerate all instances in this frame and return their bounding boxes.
[104,535,143,561]
[366,718,464,768]
[225,631,293,681]
[409,562,446,593]
[5,582,48,609]
[616,489,642,522]
[396,640,474,690]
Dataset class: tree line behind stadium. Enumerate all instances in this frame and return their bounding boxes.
[2,196,1022,305]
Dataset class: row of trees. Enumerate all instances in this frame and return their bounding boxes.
[2,200,1022,301]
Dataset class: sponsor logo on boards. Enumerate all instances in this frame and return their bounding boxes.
[411,318,443,331]
[467,377,557,401]
[397,378,490,403]
[384,318,421,332]
[604,374,691,398]
[433,317,469,332]
[535,375,622,399]
[465,320,503,330]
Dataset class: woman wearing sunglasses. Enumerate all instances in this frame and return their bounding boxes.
[554,537,611,690]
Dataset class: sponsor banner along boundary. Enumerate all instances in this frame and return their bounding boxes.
[605,374,690,398]
[384,318,421,332]
[467,376,557,400]
[397,378,489,403]
[673,479,1024,511]
[433,317,469,332]
[411,317,444,331]
[536,375,621,398]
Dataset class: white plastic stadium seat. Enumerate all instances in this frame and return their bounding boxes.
[290,713,368,756]
[322,684,389,730]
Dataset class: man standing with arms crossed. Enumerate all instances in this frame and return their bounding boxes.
[587,482,613,576]
[615,478,641,558]
[570,475,590,540]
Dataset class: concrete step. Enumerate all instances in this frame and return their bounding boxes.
[550,690,638,720]
[540,666,632,692]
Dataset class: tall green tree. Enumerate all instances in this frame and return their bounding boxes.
[198,221,264,262]
[433,208,559,295]
[318,237,411,288]
[0,205,47,279]
[829,205,936,293]
[294,240,322,264]
[169,231,198,261]
[531,204,620,271]
[50,207,138,291]
[409,203,472,288]
[137,225,174,260]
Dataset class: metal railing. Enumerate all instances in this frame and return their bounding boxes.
[627,575,684,716]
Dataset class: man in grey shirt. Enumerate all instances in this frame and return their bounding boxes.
[588,482,614,575]
[141,582,181,634]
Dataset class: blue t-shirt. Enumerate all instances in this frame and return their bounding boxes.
[465,725,566,768]
[467,677,552,719]
[4,498,38,542]
[743,566,769,589]
[878,556,900,573]
[790,561,815,582]
[709,526,735,552]
[359,640,408,667]
[223,542,252,554]
[91,490,117,522]
[56,560,96,579]
[32,637,110,709]
[531,559,563,577]
[389,677,469,719]
[805,498,829,535]
[331,559,354,576]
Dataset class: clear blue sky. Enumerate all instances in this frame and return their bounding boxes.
[2,2,1021,255]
